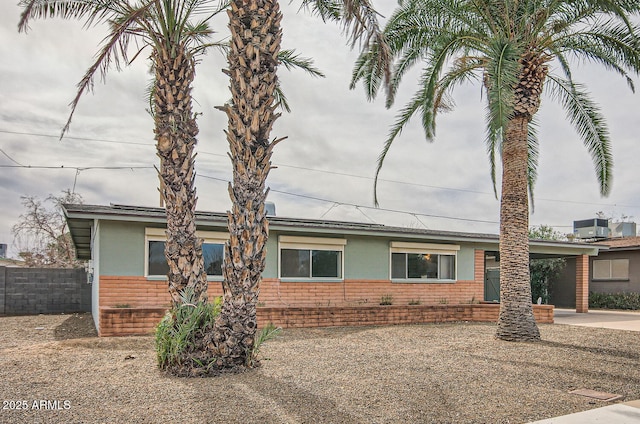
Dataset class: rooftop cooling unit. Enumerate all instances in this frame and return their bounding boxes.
[609,221,637,238]
[0,243,6,258]
[573,218,609,240]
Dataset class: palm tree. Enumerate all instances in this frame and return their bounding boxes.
[352,0,640,341]
[206,0,389,370]
[19,0,226,306]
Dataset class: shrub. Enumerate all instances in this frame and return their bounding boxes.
[380,294,393,305]
[155,291,222,374]
[589,292,640,310]
[248,323,282,368]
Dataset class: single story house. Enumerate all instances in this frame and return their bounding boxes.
[552,236,640,307]
[63,204,604,336]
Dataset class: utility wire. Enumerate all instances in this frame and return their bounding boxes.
[0,129,154,147]
[2,128,639,209]
[0,147,24,166]
[198,173,499,225]
[0,164,153,170]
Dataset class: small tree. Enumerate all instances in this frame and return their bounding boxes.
[12,189,84,268]
[529,225,565,304]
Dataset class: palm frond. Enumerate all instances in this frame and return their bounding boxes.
[484,124,500,199]
[278,50,325,78]
[273,84,291,113]
[301,0,391,87]
[527,119,539,212]
[350,41,385,101]
[18,0,119,32]
[373,80,429,206]
[557,22,640,92]
[61,3,154,137]
[546,75,613,196]
[483,39,519,144]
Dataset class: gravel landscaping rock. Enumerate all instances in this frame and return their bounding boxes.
[1,313,639,423]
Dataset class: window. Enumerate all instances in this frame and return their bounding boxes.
[279,236,346,280]
[593,258,629,280]
[390,242,458,281]
[145,228,228,279]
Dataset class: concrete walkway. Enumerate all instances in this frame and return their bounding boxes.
[553,308,640,332]
[529,400,640,424]
[527,309,640,423]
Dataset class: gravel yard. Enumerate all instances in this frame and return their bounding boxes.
[1,313,639,423]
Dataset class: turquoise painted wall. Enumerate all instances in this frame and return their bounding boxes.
[344,237,390,280]
[457,246,475,281]
[97,220,481,281]
[263,235,278,279]
[99,221,147,276]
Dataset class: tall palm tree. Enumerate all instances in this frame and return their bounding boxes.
[207,0,389,370]
[352,0,640,341]
[19,0,226,306]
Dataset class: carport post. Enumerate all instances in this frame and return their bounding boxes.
[576,255,589,313]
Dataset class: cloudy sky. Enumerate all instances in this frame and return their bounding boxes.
[1,1,639,258]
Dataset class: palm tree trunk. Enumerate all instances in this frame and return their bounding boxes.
[154,47,208,306]
[211,0,283,370]
[496,114,540,341]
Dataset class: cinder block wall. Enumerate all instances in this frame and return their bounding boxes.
[2,267,90,314]
[0,267,5,314]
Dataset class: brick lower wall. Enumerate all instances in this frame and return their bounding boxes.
[99,304,554,336]
[97,263,502,336]
[99,276,484,309]
[99,276,223,308]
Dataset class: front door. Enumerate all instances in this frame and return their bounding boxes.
[485,268,500,302]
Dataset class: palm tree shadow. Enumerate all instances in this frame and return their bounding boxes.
[538,339,640,361]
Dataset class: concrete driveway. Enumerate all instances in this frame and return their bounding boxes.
[530,308,640,423]
[554,308,640,332]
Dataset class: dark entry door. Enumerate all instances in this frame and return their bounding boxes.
[485,268,500,302]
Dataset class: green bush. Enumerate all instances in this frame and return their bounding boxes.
[589,292,640,310]
[380,294,393,305]
[248,323,282,368]
[155,292,222,372]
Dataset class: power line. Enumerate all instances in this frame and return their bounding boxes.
[0,147,24,166]
[2,128,639,210]
[0,165,153,170]
[0,129,154,147]
[198,173,499,225]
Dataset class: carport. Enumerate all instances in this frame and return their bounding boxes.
[483,240,605,313]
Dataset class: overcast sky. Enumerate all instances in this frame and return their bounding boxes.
[1,1,639,258]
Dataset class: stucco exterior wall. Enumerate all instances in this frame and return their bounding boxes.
[96,220,481,284]
[590,250,640,294]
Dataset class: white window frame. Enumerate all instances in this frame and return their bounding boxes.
[389,241,459,282]
[144,227,229,280]
[592,258,629,281]
[278,235,346,281]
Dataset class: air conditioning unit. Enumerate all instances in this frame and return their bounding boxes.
[573,218,610,239]
[609,222,637,238]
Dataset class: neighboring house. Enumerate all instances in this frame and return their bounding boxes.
[551,236,640,308]
[63,204,602,336]
[589,236,640,294]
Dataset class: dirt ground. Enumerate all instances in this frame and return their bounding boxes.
[1,313,639,423]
